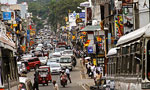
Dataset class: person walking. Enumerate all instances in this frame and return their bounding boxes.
[53,80,59,90]
[65,67,72,83]
[33,73,39,90]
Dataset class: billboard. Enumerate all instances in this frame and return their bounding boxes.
[3,12,11,20]
[122,0,133,8]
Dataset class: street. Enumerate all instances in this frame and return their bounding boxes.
[27,59,85,90]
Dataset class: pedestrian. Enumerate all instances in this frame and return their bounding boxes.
[65,67,72,83]
[95,71,102,88]
[53,80,59,90]
[33,74,39,90]
[90,64,95,78]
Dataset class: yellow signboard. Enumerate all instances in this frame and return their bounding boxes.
[93,59,97,66]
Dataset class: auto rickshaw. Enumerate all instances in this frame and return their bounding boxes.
[37,68,49,86]
[39,66,52,82]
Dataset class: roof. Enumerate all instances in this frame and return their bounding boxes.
[117,23,150,46]
[107,48,117,56]
[60,55,71,58]
[19,77,30,83]
[80,25,100,32]
[0,33,15,50]
[39,66,50,68]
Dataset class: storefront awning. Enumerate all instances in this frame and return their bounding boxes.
[80,25,100,32]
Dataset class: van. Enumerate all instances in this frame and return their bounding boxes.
[59,56,73,71]
[18,77,33,90]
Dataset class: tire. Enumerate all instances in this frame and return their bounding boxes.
[43,84,45,86]
[47,83,48,86]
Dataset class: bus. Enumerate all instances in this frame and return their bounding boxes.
[106,23,150,90]
[0,33,18,90]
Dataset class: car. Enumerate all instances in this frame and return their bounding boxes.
[47,58,60,65]
[39,57,48,65]
[49,62,61,74]
[59,56,73,71]
[18,77,33,90]
[62,50,73,56]
[35,47,42,51]
[23,57,41,70]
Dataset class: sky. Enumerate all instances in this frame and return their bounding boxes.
[0,0,17,4]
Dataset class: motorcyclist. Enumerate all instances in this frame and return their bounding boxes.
[60,70,67,85]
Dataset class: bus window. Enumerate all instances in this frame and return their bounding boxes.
[147,40,150,80]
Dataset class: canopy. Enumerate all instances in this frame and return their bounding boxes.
[117,23,150,46]
[85,57,91,60]
[80,1,90,7]
[107,48,117,56]
[0,33,16,51]
[80,25,100,32]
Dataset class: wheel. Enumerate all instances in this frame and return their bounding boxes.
[43,84,45,86]
[47,83,48,86]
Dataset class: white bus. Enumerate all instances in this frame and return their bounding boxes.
[107,23,150,90]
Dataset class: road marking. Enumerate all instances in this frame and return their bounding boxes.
[81,84,88,90]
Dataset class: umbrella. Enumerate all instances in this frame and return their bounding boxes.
[85,57,91,60]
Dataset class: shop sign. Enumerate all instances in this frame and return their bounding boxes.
[79,12,85,18]
[93,58,97,66]
[88,46,93,53]
[76,18,83,24]
[3,12,11,20]
[122,0,133,8]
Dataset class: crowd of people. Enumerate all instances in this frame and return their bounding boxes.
[84,58,103,86]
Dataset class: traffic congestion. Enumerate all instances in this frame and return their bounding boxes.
[17,29,81,90]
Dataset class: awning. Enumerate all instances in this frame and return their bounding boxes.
[80,25,100,32]
[80,1,90,7]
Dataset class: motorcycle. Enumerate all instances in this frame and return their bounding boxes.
[60,74,67,87]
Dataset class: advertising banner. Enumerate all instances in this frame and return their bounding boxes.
[108,33,111,44]
[27,30,30,42]
[3,12,11,20]
[114,15,124,39]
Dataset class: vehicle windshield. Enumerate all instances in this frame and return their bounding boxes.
[63,51,73,55]
[39,57,46,60]
[50,64,60,67]
[55,48,61,52]
[48,58,59,62]
[60,58,71,63]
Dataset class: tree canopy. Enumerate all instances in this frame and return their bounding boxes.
[18,0,86,31]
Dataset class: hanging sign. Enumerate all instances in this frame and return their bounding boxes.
[3,12,11,20]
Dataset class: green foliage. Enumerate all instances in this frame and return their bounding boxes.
[48,0,86,31]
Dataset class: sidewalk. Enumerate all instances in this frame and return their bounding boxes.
[79,58,95,90]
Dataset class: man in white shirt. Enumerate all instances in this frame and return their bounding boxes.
[65,67,72,83]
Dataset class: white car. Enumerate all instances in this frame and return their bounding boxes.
[18,77,33,90]
[49,62,61,74]
[47,58,60,65]
[62,50,73,56]
[39,57,48,65]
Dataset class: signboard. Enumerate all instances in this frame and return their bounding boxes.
[79,12,85,18]
[108,33,111,44]
[93,59,97,66]
[122,0,133,8]
[3,12,11,20]
[76,18,83,24]
[88,46,93,53]
[27,30,30,42]
[114,15,124,39]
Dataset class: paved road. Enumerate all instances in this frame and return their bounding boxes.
[27,59,85,90]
